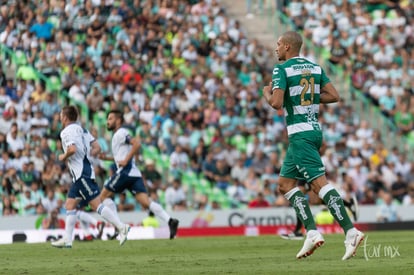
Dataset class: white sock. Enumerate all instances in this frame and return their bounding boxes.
[97,203,124,231]
[80,220,91,236]
[65,210,77,242]
[284,187,300,200]
[103,198,117,213]
[318,183,334,200]
[149,201,171,223]
[77,210,98,227]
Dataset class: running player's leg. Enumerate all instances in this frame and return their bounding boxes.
[311,176,364,259]
[295,136,364,260]
[100,188,118,213]
[131,177,179,239]
[77,210,94,240]
[309,177,358,221]
[281,180,306,240]
[280,147,319,231]
[52,180,87,248]
[76,177,129,245]
[76,205,105,240]
[279,145,324,258]
[286,138,332,258]
[294,180,307,234]
[99,174,131,243]
[279,176,324,258]
[51,197,78,248]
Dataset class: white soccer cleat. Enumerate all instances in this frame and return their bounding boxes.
[119,224,131,246]
[296,230,324,259]
[342,228,364,260]
[51,238,72,249]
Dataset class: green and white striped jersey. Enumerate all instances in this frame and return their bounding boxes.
[271,57,331,140]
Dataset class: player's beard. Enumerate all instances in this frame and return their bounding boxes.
[277,51,285,61]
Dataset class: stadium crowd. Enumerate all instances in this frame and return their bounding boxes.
[0,0,413,220]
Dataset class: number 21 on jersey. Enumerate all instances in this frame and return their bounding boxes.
[300,77,314,106]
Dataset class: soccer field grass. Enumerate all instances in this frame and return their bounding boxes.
[2,231,413,275]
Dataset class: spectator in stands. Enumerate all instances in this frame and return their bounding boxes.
[0,109,13,135]
[41,188,59,214]
[376,192,401,222]
[39,92,60,122]
[251,150,269,175]
[18,187,38,215]
[243,167,262,199]
[6,122,25,153]
[18,161,36,188]
[141,159,162,192]
[402,182,414,206]
[2,167,20,195]
[169,144,190,178]
[260,165,279,192]
[2,195,18,216]
[30,109,49,137]
[379,89,397,117]
[211,157,231,191]
[248,192,270,208]
[202,151,216,184]
[115,192,136,212]
[231,157,249,184]
[391,173,408,203]
[394,103,413,135]
[42,208,65,229]
[165,178,186,212]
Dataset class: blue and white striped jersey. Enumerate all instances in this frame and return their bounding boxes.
[60,123,96,182]
[112,127,142,177]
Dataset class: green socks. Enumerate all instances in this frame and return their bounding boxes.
[285,187,317,231]
[319,184,354,234]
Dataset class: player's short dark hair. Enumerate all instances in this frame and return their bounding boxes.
[61,105,79,122]
[107,110,124,123]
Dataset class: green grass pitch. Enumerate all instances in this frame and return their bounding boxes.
[1,231,413,274]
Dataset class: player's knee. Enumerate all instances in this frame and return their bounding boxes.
[136,195,150,209]
[278,181,295,195]
[310,183,321,194]
[65,199,77,210]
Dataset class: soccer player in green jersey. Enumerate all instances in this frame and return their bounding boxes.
[263,31,364,260]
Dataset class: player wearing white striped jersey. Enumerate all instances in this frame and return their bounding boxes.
[60,123,96,181]
[263,31,363,260]
[99,110,179,239]
[60,121,105,241]
[111,127,142,178]
[52,106,130,248]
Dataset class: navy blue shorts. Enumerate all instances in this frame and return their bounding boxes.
[68,177,101,206]
[104,172,147,195]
